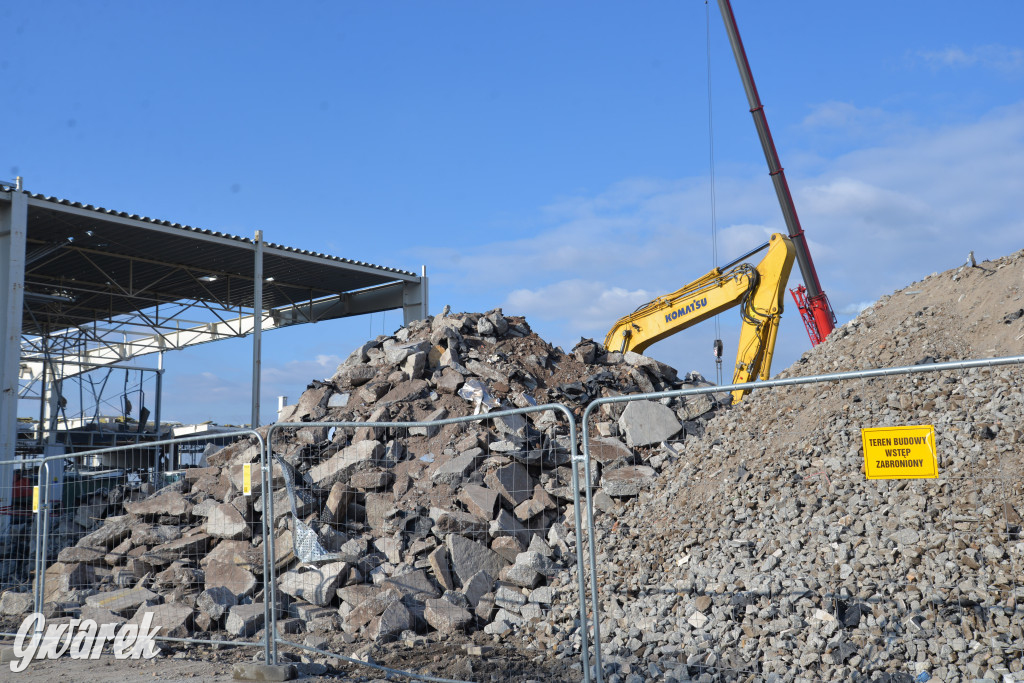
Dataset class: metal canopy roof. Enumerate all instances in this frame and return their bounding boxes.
[18,188,418,337]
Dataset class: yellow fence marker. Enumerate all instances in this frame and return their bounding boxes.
[242,463,253,496]
[862,425,938,479]
[32,486,39,513]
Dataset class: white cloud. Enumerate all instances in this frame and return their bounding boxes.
[505,280,653,335]
[162,353,345,426]
[916,45,1024,74]
[841,300,876,316]
[802,101,890,130]
[412,101,1024,382]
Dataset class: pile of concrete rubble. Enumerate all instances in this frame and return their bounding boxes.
[1,309,723,662]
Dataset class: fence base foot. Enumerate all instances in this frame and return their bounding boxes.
[231,663,297,681]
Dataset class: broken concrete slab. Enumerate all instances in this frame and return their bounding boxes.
[490,535,525,563]
[382,569,442,601]
[601,465,658,497]
[131,602,193,639]
[310,441,385,487]
[485,462,535,507]
[225,602,266,637]
[77,514,134,549]
[205,502,252,540]
[144,533,211,565]
[278,561,350,607]
[197,585,238,621]
[432,508,488,538]
[424,598,472,634]
[344,587,403,632]
[204,560,257,601]
[617,400,681,447]
[490,509,532,548]
[428,546,455,592]
[588,436,634,464]
[378,379,429,405]
[84,586,159,616]
[56,546,106,565]
[124,490,193,520]
[462,570,493,608]
[460,484,499,520]
[131,524,182,546]
[676,393,716,421]
[0,591,33,616]
[446,534,509,586]
[367,600,412,642]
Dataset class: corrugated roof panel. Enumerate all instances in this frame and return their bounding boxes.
[3,185,421,336]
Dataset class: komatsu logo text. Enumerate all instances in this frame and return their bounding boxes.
[665,298,707,323]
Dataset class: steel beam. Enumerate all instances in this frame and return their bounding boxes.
[1,191,28,531]
[403,266,429,326]
[251,231,263,429]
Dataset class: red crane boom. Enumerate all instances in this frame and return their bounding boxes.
[716,0,837,345]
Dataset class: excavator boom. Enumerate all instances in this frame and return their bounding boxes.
[604,233,795,403]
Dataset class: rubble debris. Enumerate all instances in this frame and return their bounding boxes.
[15,243,1024,682]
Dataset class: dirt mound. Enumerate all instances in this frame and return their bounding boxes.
[578,249,1024,682]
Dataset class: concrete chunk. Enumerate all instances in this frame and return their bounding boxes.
[428,546,455,592]
[345,587,402,632]
[278,561,350,607]
[601,465,658,497]
[485,462,535,507]
[424,597,472,633]
[367,601,412,642]
[197,585,238,621]
[225,602,266,637]
[588,436,633,464]
[130,602,193,639]
[382,569,442,600]
[124,490,193,520]
[431,451,482,486]
[84,586,159,616]
[460,484,499,520]
[0,591,33,616]
[446,534,509,586]
[617,400,681,447]
[204,560,258,600]
[205,502,252,540]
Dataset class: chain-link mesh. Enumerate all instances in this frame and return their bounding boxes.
[0,431,272,657]
[266,404,591,682]
[582,361,1024,683]
[0,455,45,634]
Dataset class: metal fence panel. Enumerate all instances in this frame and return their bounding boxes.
[581,356,1024,683]
[0,455,47,632]
[266,403,594,682]
[0,430,272,658]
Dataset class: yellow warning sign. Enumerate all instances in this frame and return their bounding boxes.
[242,463,253,496]
[862,425,937,479]
[32,486,40,513]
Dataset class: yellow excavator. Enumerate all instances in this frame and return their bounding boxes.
[604,233,795,403]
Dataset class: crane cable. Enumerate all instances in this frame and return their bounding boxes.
[705,1,723,386]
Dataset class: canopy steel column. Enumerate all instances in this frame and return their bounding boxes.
[1,189,28,533]
[251,230,264,429]
[402,265,429,326]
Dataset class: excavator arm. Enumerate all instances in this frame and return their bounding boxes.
[604,233,796,403]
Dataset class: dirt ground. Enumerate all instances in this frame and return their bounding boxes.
[2,637,580,682]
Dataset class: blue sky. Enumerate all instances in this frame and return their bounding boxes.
[3,2,1022,425]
